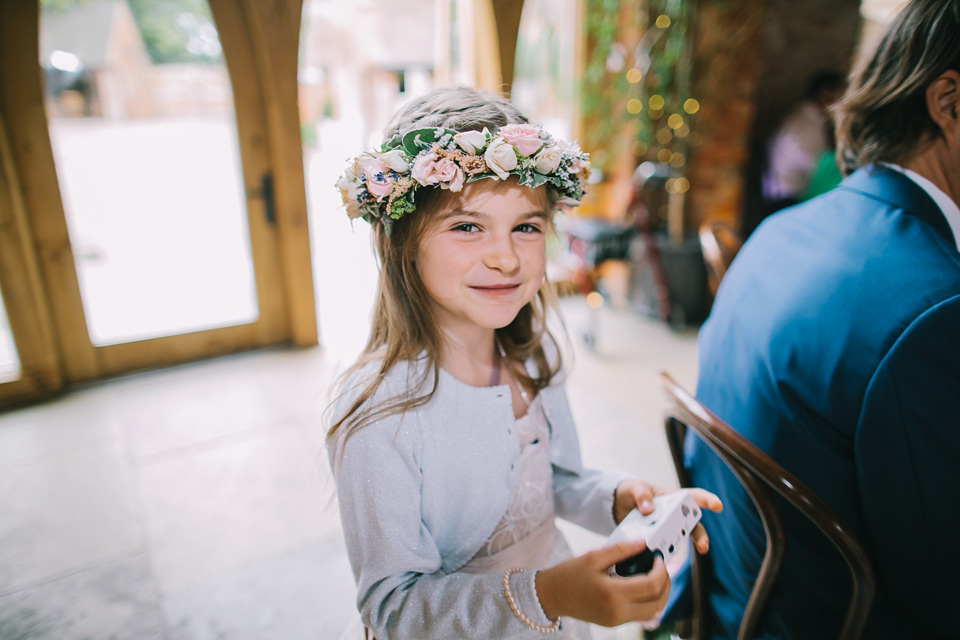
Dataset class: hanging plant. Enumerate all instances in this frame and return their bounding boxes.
[581,0,697,179]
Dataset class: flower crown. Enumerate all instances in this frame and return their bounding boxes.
[336,123,591,232]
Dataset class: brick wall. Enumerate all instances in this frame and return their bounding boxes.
[686,0,862,235]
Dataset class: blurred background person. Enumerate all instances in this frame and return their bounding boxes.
[757,69,845,231]
[671,0,960,637]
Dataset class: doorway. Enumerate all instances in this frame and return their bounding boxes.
[0,0,315,407]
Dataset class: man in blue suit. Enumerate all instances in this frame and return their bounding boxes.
[673,1,960,637]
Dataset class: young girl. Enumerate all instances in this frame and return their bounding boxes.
[327,86,721,639]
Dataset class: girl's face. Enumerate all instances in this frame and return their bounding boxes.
[416,178,551,339]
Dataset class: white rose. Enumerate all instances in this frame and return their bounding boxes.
[380,149,409,172]
[484,137,518,179]
[454,130,488,155]
[532,145,562,174]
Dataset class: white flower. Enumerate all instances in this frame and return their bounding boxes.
[380,149,410,172]
[532,145,562,174]
[454,130,488,155]
[484,137,518,179]
[336,174,365,218]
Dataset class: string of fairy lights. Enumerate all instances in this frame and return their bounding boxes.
[582,0,698,197]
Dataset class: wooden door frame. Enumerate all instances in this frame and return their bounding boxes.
[0,94,63,405]
[0,1,98,388]
[218,0,317,350]
[0,0,316,407]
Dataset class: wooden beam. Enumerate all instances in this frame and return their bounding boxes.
[239,0,318,347]
[0,1,98,382]
[490,0,525,95]
[0,97,64,404]
[472,0,503,92]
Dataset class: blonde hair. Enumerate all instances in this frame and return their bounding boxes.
[327,87,565,458]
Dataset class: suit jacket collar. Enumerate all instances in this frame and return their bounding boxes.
[840,164,957,246]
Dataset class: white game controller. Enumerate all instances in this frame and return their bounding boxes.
[605,490,702,576]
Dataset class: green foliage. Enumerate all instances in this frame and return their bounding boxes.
[581,0,695,175]
[400,128,458,155]
[127,0,220,64]
[41,0,221,64]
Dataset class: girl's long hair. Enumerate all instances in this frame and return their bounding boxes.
[326,87,566,462]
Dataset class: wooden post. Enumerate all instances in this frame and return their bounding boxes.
[0,1,98,382]
[233,0,318,347]
[490,0,525,95]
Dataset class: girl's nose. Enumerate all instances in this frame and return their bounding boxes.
[483,235,520,273]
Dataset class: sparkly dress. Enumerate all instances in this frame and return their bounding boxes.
[460,393,592,639]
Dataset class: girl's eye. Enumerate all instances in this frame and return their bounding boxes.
[515,223,542,234]
[452,222,479,233]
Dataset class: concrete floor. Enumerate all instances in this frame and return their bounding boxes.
[0,297,699,640]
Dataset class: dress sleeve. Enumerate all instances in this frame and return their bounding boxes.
[855,295,960,635]
[329,405,559,639]
[553,466,629,535]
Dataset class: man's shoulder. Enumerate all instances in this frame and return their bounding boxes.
[761,169,959,257]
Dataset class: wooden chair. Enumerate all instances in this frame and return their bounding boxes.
[660,372,875,640]
[698,220,742,296]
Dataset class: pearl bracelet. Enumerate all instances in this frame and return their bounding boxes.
[502,568,561,634]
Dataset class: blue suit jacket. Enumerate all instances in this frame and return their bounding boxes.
[675,165,960,638]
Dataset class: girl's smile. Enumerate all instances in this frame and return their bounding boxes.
[470,283,522,295]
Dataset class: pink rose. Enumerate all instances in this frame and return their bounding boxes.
[411,150,440,186]
[499,123,543,156]
[411,151,465,191]
[366,174,392,200]
[434,158,465,192]
[556,139,588,173]
[358,156,392,200]
[557,139,581,155]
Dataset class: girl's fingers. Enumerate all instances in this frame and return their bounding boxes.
[622,557,671,615]
[690,523,710,554]
[688,488,724,513]
[592,539,649,570]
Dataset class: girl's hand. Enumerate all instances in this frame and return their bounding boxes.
[614,480,723,554]
[535,540,671,627]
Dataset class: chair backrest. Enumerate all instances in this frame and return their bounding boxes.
[660,372,875,640]
[698,220,742,295]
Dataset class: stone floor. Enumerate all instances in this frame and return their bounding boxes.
[0,297,699,640]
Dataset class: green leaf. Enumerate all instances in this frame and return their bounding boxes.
[519,171,550,189]
[401,128,458,155]
[381,134,402,151]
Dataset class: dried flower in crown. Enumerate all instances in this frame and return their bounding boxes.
[336,124,591,234]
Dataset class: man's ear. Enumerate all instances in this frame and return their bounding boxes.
[926,70,960,133]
